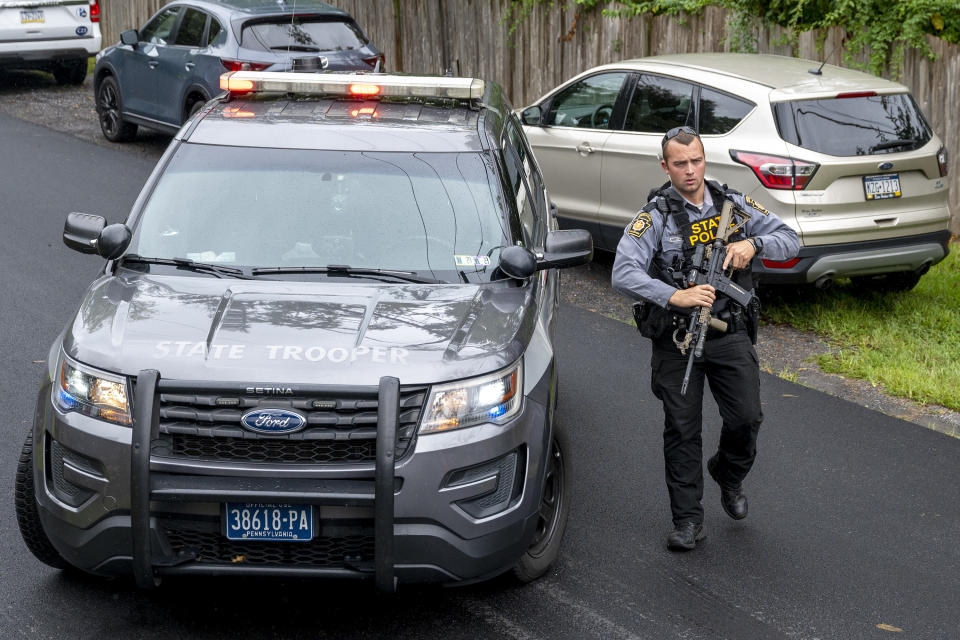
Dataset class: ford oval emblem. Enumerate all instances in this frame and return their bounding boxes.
[76,26,88,36]
[241,408,307,434]
[878,161,894,171]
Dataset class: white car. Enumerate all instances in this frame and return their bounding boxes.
[521,54,951,291]
[0,0,101,84]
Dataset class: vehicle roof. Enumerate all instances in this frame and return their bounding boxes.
[172,0,350,19]
[183,94,505,152]
[607,53,907,99]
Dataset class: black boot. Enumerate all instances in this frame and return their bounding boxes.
[707,454,748,520]
[666,521,705,551]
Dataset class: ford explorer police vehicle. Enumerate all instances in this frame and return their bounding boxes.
[15,71,593,590]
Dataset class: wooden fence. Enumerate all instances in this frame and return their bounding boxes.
[99,0,959,233]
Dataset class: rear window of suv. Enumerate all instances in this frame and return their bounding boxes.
[772,93,932,156]
[241,18,368,53]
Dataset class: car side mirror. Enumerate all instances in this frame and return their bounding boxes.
[64,212,105,254]
[499,245,538,280]
[63,213,131,259]
[521,105,543,127]
[120,29,139,46]
[536,229,593,270]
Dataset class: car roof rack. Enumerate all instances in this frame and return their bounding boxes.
[219,71,485,101]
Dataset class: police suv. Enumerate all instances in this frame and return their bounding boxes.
[15,71,593,589]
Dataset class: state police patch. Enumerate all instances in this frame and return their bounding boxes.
[745,196,770,215]
[627,211,653,238]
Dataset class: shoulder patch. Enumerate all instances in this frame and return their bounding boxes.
[627,211,654,239]
[744,195,770,216]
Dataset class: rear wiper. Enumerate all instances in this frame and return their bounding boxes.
[119,255,252,279]
[271,45,321,52]
[869,139,918,153]
[250,265,442,284]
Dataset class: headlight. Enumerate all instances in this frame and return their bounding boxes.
[420,360,523,434]
[56,356,131,426]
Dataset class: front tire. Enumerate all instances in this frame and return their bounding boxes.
[513,422,570,583]
[15,431,70,570]
[96,75,138,142]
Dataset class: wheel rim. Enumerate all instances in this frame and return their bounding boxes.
[98,83,120,136]
[527,438,565,557]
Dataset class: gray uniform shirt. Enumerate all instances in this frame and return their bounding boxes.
[611,183,800,308]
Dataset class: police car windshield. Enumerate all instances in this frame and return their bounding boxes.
[128,144,511,283]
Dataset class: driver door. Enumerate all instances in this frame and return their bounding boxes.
[522,71,629,244]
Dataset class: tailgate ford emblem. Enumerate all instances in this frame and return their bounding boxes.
[878,161,894,170]
[241,408,307,434]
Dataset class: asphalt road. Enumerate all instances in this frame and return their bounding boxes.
[2,114,959,639]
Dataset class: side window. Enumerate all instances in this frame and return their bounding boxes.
[698,87,754,134]
[207,18,223,46]
[502,147,536,244]
[175,9,207,47]
[623,74,695,133]
[140,7,180,45]
[546,72,627,130]
[506,118,546,241]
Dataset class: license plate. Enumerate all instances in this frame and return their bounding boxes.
[20,9,44,23]
[225,503,313,541]
[863,173,901,200]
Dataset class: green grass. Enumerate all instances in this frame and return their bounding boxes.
[761,241,960,411]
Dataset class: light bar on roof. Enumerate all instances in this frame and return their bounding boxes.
[219,71,485,100]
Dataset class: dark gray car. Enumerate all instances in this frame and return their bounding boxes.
[93,0,382,141]
[16,71,593,590]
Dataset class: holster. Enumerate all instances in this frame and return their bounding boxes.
[633,301,675,340]
[744,297,761,345]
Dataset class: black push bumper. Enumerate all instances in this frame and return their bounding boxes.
[131,370,402,592]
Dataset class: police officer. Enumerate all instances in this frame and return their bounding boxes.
[612,126,799,551]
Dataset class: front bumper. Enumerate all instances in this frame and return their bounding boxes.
[33,369,553,588]
[755,230,952,285]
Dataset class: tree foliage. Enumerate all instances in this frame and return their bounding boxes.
[507,0,960,75]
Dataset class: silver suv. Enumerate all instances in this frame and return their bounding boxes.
[521,53,952,290]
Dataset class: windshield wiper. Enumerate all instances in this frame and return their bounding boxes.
[119,255,252,279]
[869,139,918,153]
[250,265,443,284]
[271,45,321,52]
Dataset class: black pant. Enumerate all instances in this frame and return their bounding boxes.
[650,330,763,525]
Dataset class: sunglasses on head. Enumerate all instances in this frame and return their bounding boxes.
[662,126,700,145]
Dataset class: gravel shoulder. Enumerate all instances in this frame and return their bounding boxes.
[3,68,957,438]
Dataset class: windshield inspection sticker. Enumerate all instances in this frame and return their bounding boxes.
[154,341,408,364]
[454,255,491,267]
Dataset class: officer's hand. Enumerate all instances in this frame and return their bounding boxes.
[723,240,756,270]
[669,284,716,309]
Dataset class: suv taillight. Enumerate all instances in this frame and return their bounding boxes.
[220,59,271,72]
[89,0,100,22]
[937,145,949,177]
[730,150,819,190]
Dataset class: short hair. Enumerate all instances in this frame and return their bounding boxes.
[661,131,703,161]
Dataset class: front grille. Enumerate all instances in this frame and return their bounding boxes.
[159,435,376,464]
[164,528,374,568]
[149,384,426,465]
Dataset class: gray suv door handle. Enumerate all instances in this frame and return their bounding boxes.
[185,62,195,71]
[148,60,159,69]
[576,142,594,156]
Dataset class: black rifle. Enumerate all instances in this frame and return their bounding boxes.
[676,200,755,395]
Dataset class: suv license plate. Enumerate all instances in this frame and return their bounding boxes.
[225,503,313,541]
[863,173,901,200]
[20,9,44,23]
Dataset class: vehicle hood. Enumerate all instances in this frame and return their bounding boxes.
[62,273,534,386]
